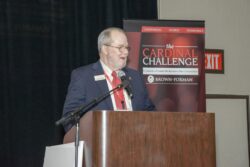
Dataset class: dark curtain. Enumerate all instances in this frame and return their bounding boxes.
[0,0,157,167]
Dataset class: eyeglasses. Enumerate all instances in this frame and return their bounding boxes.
[104,44,131,52]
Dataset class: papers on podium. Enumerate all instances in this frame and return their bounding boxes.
[43,141,84,167]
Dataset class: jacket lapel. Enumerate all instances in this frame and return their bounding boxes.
[92,61,113,109]
[122,68,135,109]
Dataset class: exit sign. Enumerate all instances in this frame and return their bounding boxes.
[205,49,224,74]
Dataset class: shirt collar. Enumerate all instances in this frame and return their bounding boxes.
[100,60,114,79]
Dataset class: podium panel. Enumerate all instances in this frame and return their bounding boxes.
[64,111,216,167]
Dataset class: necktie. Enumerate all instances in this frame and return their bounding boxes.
[112,71,127,110]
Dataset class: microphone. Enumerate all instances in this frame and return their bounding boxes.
[117,70,133,98]
[55,81,128,126]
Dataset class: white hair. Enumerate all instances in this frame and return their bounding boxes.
[97,27,126,53]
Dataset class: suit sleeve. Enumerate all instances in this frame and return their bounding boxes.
[62,69,87,132]
[139,73,156,111]
[130,70,156,111]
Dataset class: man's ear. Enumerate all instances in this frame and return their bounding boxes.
[101,45,108,55]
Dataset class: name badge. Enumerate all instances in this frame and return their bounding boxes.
[94,74,106,81]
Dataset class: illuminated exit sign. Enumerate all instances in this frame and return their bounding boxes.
[205,49,224,74]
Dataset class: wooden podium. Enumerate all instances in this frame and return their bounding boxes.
[63,111,216,167]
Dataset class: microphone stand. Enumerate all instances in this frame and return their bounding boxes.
[55,81,128,167]
[74,115,80,167]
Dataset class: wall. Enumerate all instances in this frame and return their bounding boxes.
[158,0,250,95]
[157,0,250,96]
[158,0,250,166]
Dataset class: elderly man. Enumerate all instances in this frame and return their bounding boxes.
[62,27,155,132]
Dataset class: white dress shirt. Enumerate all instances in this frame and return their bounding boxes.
[100,60,133,111]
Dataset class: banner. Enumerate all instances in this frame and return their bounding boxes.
[124,20,206,112]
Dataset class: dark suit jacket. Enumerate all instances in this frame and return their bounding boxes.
[62,60,155,131]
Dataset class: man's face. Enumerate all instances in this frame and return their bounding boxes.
[101,31,129,71]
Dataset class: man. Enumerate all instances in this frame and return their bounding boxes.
[62,27,155,132]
